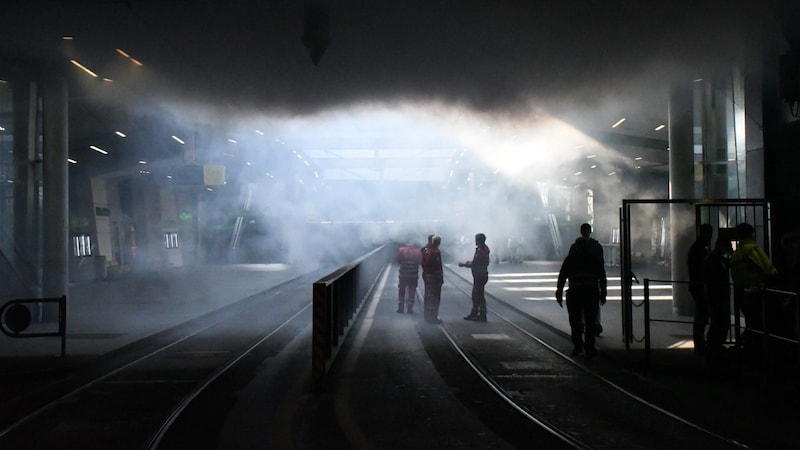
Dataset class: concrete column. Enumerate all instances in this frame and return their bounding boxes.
[668,81,695,316]
[41,78,69,300]
[12,80,38,291]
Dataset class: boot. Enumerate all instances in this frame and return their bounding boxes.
[406,302,414,314]
[464,308,479,321]
[397,301,404,313]
[476,308,487,322]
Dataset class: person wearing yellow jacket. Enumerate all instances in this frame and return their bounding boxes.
[730,222,778,357]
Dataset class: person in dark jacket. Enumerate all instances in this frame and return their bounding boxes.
[422,235,444,324]
[396,242,422,314]
[703,236,732,363]
[459,233,491,322]
[687,223,713,355]
[556,223,607,358]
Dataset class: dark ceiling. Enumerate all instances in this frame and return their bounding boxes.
[1,0,797,188]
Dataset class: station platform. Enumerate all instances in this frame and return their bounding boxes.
[0,261,695,370]
[1,260,797,449]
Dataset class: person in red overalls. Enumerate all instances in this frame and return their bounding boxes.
[459,233,491,322]
[397,242,422,314]
[422,235,444,324]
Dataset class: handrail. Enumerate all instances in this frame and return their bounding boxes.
[643,278,800,366]
[0,296,67,357]
[311,245,390,385]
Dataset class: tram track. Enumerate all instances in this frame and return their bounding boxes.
[437,268,751,450]
[0,270,324,450]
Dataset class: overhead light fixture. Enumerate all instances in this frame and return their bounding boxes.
[255,130,265,136]
[68,158,77,164]
[612,118,626,128]
[574,171,583,176]
[586,154,596,159]
[635,156,643,160]
[70,59,98,78]
[89,145,108,155]
[62,36,74,40]
[608,171,616,176]
[694,78,703,83]
[655,124,666,131]
[171,135,185,145]
[228,139,237,144]
[138,160,147,164]
[116,48,143,66]
[115,131,126,138]
[590,165,597,169]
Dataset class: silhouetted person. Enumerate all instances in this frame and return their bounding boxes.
[422,235,444,324]
[396,241,422,314]
[556,223,607,358]
[421,234,434,301]
[730,222,777,358]
[459,233,490,322]
[687,223,713,355]
[703,236,732,363]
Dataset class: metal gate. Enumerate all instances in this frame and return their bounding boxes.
[619,198,770,349]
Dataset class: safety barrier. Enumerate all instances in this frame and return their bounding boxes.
[0,296,67,357]
[643,279,800,365]
[311,245,390,384]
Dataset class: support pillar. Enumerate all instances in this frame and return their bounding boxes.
[668,81,695,316]
[42,77,68,301]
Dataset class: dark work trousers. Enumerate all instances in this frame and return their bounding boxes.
[689,285,709,353]
[739,288,765,356]
[398,276,418,304]
[706,287,731,360]
[470,272,489,314]
[423,276,443,320]
[566,286,600,352]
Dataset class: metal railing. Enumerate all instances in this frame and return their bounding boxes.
[311,245,390,384]
[642,279,800,365]
[0,296,67,357]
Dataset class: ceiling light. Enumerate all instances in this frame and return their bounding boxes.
[612,118,626,128]
[586,154,596,159]
[68,158,77,164]
[116,49,130,58]
[102,78,113,82]
[89,145,108,155]
[635,156,643,160]
[655,124,666,131]
[62,36,74,40]
[70,59,98,78]
[228,139,237,144]
[138,160,147,164]
[608,172,616,176]
[694,78,703,82]
[129,58,143,66]
[255,130,264,136]
[171,135,185,144]
[590,165,597,169]
[574,171,582,176]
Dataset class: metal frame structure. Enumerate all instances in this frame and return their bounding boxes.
[620,198,770,350]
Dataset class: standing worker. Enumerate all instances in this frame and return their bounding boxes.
[687,223,713,355]
[730,222,778,358]
[459,233,491,322]
[422,235,444,324]
[555,223,607,358]
[396,241,422,314]
[703,236,733,363]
